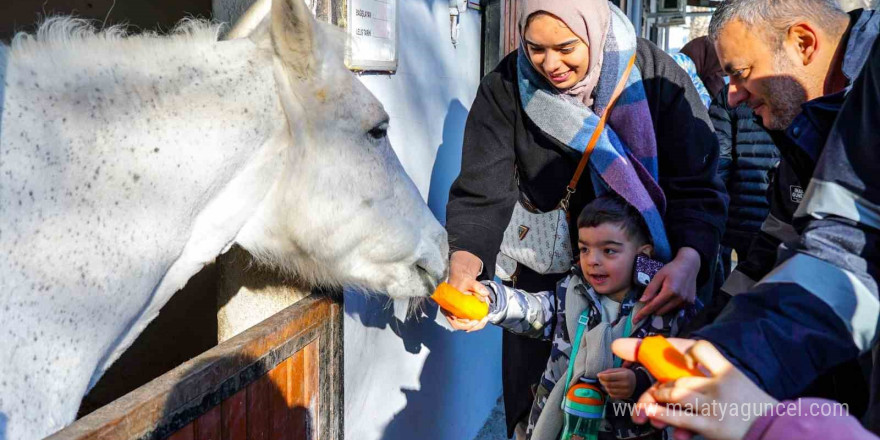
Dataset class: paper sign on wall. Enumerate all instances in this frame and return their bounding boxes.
[347,0,398,72]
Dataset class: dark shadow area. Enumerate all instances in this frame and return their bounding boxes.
[0,43,7,139]
[78,263,221,418]
[346,293,438,356]
[0,0,213,42]
[426,99,468,225]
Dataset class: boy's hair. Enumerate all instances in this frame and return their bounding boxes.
[576,195,651,245]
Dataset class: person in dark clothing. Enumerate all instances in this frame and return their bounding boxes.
[687,0,880,422]
[442,1,727,437]
[622,33,880,440]
[681,35,726,98]
[713,3,879,299]
[709,84,780,273]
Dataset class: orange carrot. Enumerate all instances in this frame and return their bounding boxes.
[636,335,706,383]
[431,282,489,321]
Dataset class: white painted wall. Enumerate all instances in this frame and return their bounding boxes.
[212,1,502,439]
[344,3,503,440]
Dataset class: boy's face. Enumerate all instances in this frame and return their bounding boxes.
[577,223,653,301]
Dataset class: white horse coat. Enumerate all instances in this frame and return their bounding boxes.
[0,1,447,438]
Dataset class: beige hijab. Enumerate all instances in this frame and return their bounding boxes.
[518,0,611,107]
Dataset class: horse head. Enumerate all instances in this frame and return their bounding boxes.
[231,0,449,298]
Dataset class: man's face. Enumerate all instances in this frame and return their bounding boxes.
[714,20,809,130]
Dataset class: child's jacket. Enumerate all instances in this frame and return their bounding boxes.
[485,266,699,440]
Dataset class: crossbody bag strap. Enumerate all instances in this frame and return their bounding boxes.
[559,53,638,211]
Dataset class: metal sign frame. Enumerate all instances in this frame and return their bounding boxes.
[346,0,399,73]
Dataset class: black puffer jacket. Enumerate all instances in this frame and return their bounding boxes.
[710,85,780,253]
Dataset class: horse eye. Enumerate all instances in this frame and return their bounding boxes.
[368,122,389,140]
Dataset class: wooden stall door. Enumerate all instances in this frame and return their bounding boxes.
[167,341,320,440]
[49,293,343,440]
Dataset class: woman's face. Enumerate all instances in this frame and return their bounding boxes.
[523,13,591,90]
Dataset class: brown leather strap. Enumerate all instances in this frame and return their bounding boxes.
[560,53,638,210]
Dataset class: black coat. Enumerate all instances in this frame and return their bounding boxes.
[445,39,727,435]
[710,85,780,255]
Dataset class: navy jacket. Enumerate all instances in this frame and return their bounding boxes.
[695,10,880,400]
[719,9,880,296]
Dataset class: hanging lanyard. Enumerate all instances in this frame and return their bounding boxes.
[564,305,635,396]
[613,312,634,369]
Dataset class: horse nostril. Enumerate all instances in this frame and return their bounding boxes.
[415,259,444,287]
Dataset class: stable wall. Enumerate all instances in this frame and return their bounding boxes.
[342,3,504,440]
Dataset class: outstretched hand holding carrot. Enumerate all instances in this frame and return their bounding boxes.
[611,338,777,440]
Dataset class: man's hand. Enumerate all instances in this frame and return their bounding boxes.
[611,338,777,440]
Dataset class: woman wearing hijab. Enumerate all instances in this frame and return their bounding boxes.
[443,2,727,438]
[680,35,726,98]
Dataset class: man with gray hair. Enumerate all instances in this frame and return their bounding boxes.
[708,0,866,296]
[692,0,880,416]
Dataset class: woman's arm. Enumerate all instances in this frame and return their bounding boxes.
[445,57,520,283]
[442,58,521,332]
[633,40,729,321]
[639,40,728,284]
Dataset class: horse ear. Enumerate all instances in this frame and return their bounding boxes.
[269,0,317,79]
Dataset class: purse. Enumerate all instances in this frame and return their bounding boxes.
[495,54,636,282]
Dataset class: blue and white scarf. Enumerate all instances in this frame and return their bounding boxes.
[517,5,671,261]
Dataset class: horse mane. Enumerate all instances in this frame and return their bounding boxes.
[10,17,223,56]
[7,15,347,77]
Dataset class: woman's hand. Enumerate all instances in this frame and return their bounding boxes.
[443,251,491,332]
[634,247,701,323]
[611,338,778,440]
[598,368,637,400]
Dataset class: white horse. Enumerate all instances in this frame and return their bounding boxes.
[0,0,448,437]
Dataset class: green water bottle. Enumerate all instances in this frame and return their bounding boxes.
[561,378,605,440]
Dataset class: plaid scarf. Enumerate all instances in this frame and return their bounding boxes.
[517,5,671,262]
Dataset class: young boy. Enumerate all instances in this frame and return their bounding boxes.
[478,196,698,440]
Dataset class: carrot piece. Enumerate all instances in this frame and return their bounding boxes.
[636,335,706,383]
[431,282,489,320]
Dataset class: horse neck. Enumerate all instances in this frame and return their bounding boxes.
[0,32,290,311]
[6,30,284,159]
